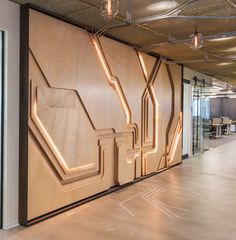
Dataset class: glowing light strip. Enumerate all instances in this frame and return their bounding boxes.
[107,0,112,17]
[138,53,148,79]
[33,99,69,173]
[92,39,112,81]
[32,90,96,174]
[148,86,159,154]
[168,112,183,163]
[138,53,159,154]
[92,37,131,125]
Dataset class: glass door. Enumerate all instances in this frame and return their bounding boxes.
[192,87,202,154]
[0,31,3,228]
[201,97,210,151]
[192,78,210,155]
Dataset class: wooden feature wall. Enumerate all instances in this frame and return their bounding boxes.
[19,8,183,225]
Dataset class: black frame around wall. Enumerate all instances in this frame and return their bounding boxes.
[0,30,5,229]
[19,5,29,227]
[19,4,184,227]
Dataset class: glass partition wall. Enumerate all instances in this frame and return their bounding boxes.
[192,77,210,155]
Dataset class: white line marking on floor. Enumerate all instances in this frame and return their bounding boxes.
[119,186,155,217]
[119,183,188,218]
[141,190,173,218]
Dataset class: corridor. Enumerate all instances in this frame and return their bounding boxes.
[1,140,236,240]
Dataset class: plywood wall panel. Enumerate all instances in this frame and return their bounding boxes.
[139,52,156,80]
[99,36,147,146]
[29,10,79,90]
[36,86,98,168]
[167,64,182,166]
[166,65,182,165]
[168,64,182,144]
[150,62,172,172]
[169,137,182,166]
[29,10,128,133]
[29,52,100,181]
[19,9,183,224]
[28,134,115,220]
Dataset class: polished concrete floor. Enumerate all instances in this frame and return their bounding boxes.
[1,140,236,240]
[208,132,236,148]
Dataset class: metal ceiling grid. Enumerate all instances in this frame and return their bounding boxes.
[204,39,236,54]
[14,0,89,16]
[108,24,168,46]
[10,0,236,85]
[67,6,123,30]
[127,0,188,19]
[185,61,236,79]
[180,0,236,16]
[146,18,236,41]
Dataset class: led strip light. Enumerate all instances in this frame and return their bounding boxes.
[138,53,183,169]
[91,35,139,149]
[167,112,183,164]
[92,37,132,124]
[138,53,159,154]
[138,53,148,79]
[31,84,96,175]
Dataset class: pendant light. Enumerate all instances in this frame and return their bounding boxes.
[101,0,120,21]
[190,25,203,50]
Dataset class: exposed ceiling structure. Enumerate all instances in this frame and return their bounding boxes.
[11,0,236,85]
[200,81,236,98]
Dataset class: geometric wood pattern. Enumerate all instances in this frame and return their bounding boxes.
[19,8,183,225]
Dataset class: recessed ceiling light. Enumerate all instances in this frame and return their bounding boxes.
[217,62,233,66]
[147,1,178,11]
[208,36,236,42]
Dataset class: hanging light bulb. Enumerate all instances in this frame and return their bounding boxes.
[190,26,203,50]
[101,0,119,21]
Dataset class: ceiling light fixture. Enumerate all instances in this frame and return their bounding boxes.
[101,0,119,21]
[189,26,203,50]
